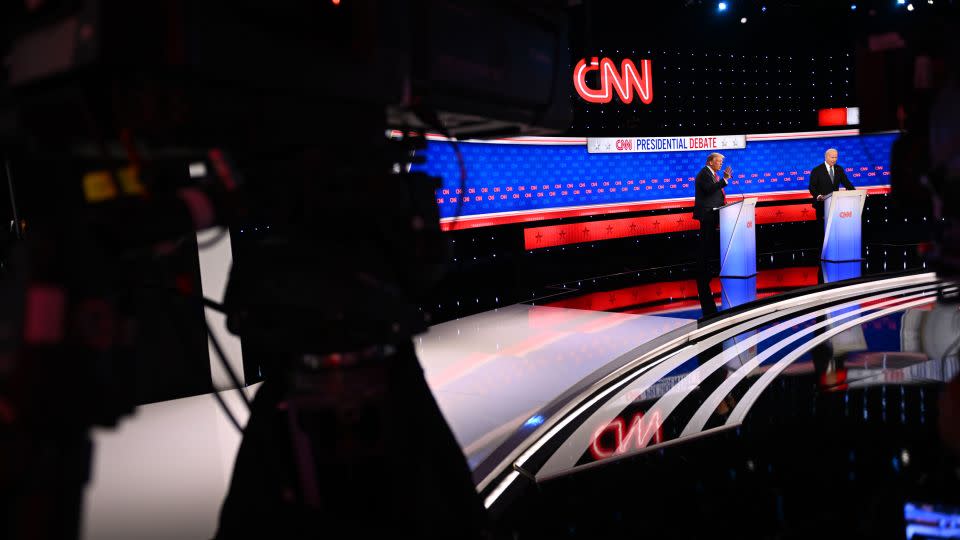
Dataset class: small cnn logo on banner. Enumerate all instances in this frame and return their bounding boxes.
[587,134,747,154]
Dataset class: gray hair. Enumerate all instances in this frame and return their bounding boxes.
[824,148,838,158]
[706,152,725,164]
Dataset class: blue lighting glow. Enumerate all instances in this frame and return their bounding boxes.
[851,3,857,9]
[718,2,728,11]
[524,415,545,428]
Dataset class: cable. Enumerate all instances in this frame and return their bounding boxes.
[449,138,468,223]
[76,98,251,430]
[204,315,252,411]
[209,385,245,433]
[202,296,227,313]
[432,126,467,226]
[414,108,469,228]
[139,275,250,414]
[160,286,247,434]
[4,157,22,240]
[139,264,248,414]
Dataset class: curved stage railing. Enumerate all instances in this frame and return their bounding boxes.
[476,271,957,515]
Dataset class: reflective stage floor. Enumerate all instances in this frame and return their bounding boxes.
[83,244,960,539]
[495,279,960,538]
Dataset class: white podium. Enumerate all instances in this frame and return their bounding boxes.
[719,197,758,278]
[720,276,757,310]
[821,261,862,283]
[821,190,866,262]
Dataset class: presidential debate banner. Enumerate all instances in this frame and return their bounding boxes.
[587,135,746,153]
[411,130,895,230]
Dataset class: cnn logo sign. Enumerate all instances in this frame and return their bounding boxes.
[573,57,653,105]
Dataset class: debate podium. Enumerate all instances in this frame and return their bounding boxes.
[821,190,866,262]
[821,260,862,283]
[719,197,758,278]
[720,276,757,310]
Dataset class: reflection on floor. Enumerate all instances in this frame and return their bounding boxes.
[415,305,693,468]
[494,274,960,540]
[537,244,926,319]
[535,278,954,478]
[542,265,823,318]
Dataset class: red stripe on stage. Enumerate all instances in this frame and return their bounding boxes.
[755,267,820,289]
[523,213,699,249]
[442,187,890,232]
[622,299,703,315]
[545,278,721,312]
[542,267,821,314]
[755,204,816,224]
[442,200,695,231]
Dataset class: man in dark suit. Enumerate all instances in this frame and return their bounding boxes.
[694,152,731,269]
[693,152,731,316]
[808,148,856,242]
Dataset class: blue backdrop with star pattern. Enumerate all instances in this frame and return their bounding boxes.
[412,133,896,220]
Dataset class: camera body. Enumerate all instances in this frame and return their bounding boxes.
[0,4,570,536]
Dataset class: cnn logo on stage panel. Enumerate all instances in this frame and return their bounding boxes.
[573,57,653,105]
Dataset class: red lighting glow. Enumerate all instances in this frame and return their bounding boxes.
[589,411,663,460]
[443,187,890,231]
[573,57,653,105]
[546,278,720,312]
[524,212,698,249]
[522,203,824,250]
[818,108,847,127]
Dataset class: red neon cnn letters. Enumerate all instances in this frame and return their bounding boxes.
[589,411,663,460]
[573,57,653,105]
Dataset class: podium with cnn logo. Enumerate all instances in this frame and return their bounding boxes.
[821,190,866,262]
[719,197,758,278]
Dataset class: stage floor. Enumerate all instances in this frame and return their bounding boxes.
[83,308,693,539]
[82,244,953,539]
[482,270,960,539]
